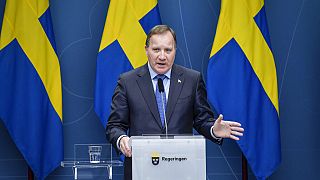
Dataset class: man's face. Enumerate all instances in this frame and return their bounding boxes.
[145,31,176,75]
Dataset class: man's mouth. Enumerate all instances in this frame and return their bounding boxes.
[157,62,166,66]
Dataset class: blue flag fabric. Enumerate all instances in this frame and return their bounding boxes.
[207,1,281,179]
[0,1,63,179]
[95,0,161,127]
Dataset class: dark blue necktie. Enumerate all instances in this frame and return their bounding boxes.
[155,75,167,127]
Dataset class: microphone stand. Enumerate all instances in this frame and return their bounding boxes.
[158,78,168,138]
[160,92,168,137]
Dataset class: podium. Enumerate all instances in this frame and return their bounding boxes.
[131,135,206,180]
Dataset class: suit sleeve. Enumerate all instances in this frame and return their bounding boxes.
[193,74,223,145]
[106,75,130,151]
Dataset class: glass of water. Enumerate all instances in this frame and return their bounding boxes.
[88,145,102,163]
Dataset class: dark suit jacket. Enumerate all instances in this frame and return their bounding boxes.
[106,64,222,180]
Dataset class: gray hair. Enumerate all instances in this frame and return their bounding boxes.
[145,25,177,48]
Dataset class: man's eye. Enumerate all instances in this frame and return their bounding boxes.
[153,49,160,52]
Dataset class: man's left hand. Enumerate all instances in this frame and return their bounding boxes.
[212,114,244,140]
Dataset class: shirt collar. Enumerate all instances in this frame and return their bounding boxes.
[148,62,172,79]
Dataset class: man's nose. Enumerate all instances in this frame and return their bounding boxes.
[159,50,166,60]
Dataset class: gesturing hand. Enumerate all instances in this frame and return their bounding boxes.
[212,114,244,140]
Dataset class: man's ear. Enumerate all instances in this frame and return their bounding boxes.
[145,46,148,55]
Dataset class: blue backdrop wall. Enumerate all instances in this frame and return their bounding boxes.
[0,0,319,179]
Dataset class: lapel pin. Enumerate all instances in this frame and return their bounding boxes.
[178,79,181,83]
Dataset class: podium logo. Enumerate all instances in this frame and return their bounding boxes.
[151,152,160,166]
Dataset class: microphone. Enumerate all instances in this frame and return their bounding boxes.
[158,78,164,93]
[157,78,168,136]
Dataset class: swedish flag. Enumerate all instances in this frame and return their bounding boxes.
[95,0,161,127]
[0,1,63,179]
[207,0,281,179]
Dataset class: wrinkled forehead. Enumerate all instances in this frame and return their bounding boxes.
[149,32,175,48]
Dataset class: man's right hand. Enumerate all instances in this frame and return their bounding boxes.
[119,136,132,157]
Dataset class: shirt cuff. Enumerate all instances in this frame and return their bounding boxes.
[210,126,222,140]
[116,135,128,150]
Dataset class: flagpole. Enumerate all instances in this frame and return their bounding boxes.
[242,153,248,180]
[28,166,34,180]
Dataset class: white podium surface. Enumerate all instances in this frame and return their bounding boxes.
[131,135,206,180]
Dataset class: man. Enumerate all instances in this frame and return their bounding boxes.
[106,25,244,180]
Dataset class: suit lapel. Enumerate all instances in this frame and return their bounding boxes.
[166,65,184,123]
[136,64,163,128]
